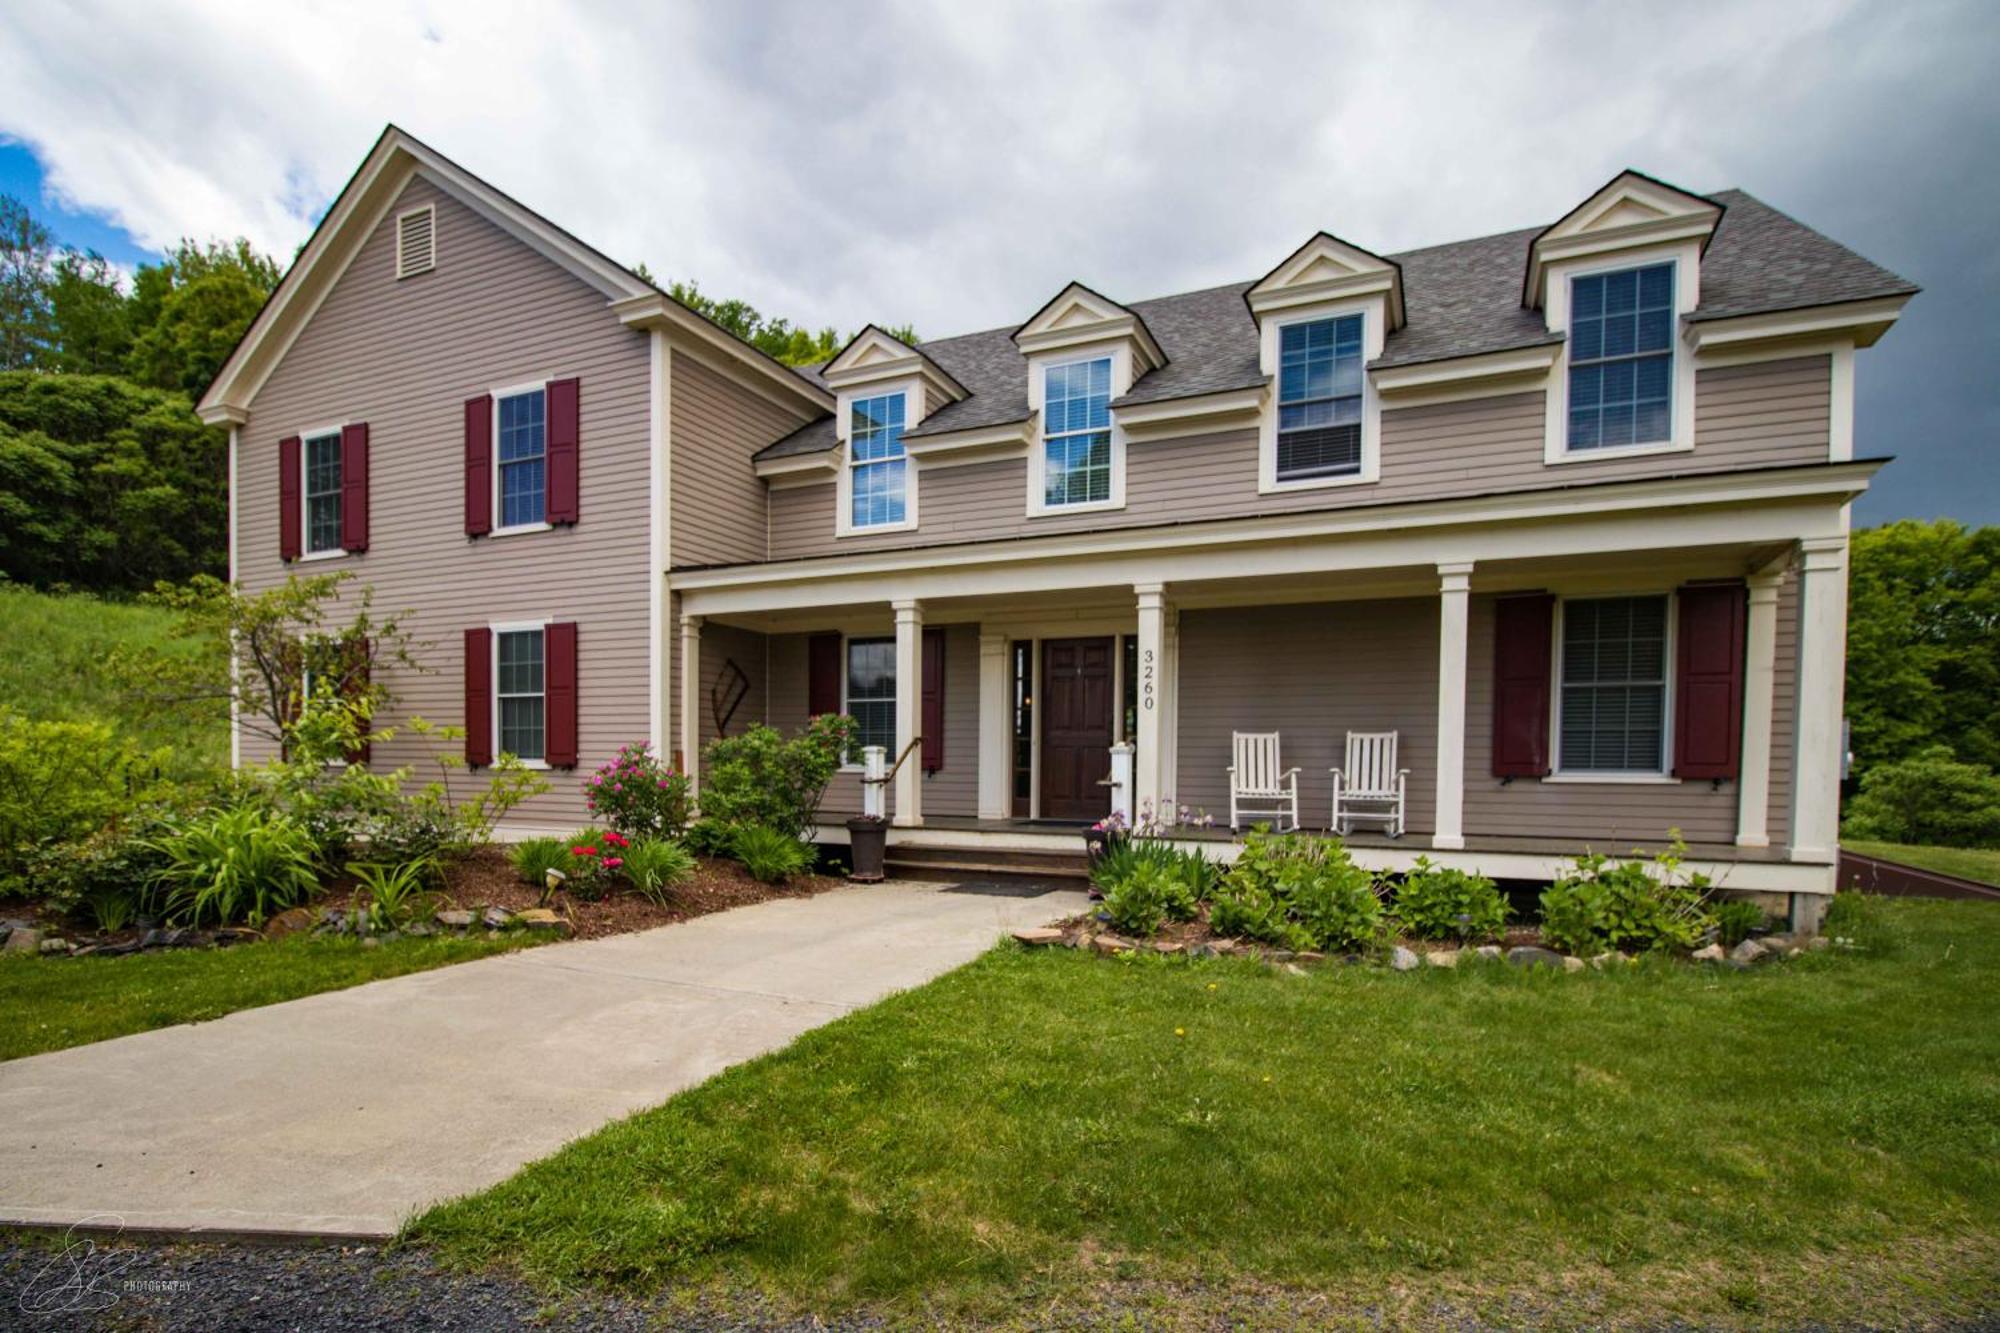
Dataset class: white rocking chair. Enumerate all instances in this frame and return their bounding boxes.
[1331,731,1409,837]
[1228,731,1300,832]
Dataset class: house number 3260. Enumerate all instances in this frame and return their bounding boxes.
[1142,649,1155,709]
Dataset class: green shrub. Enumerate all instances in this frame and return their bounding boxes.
[1091,838,1210,930]
[1538,842,1713,955]
[1841,745,2000,848]
[24,814,175,920]
[585,744,693,840]
[0,713,170,895]
[558,829,621,901]
[622,839,697,904]
[349,858,438,931]
[510,837,572,889]
[684,819,735,858]
[699,715,857,842]
[1712,898,1769,948]
[1391,858,1509,942]
[145,806,321,926]
[732,825,814,884]
[1102,860,1176,937]
[1210,828,1381,951]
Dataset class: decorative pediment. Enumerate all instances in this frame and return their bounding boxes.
[1526,169,1722,307]
[1011,281,1166,371]
[1246,232,1403,326]
[819,324,968,403]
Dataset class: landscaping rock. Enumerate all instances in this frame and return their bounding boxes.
[359,936,380,950]
[1296,951,1325,963]
[403,921,436,938]
[1187,941,1221,960]
[2,928,41,954]
[1762,932,1795,953]
[482,908,514,930]
[516,909,565,932]
[1281,963,1307,977]
[1389,946,1420,972]
[1091,933,1135,955]
[435,909,475,929]
[1151,940,1184,955]
[39,937,68,955]
[1807,935,1831,952]
[1474,945,1504,961]
[1562,955,1587,973]
[1691,943,1727,963]
[1507,946,1565,970]
[1425,949,1460,969]
[1011,927,1064,947]
[1730,939,1767,964]
[1588,951,1631,969]
[321,908,346,928]
[264,907,315,941]
[1265,949,1296,963]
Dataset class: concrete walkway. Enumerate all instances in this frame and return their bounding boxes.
[0,880,1087,1239]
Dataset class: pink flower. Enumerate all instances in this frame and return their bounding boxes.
[571,845,598,857]
[604,857,624,870]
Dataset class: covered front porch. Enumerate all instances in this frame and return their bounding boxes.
[670,477,1856,902]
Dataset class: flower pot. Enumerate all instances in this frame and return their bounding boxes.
[847,818,888,882]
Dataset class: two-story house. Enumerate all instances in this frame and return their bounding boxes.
[199,127,1917,930]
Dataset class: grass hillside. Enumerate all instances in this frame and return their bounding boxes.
[0,582,225,775]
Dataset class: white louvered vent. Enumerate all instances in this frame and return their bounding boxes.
[396,204,436,279]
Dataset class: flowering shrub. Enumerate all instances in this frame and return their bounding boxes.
[584,743,692,840]
[561,828,630,901]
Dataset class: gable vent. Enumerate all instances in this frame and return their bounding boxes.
[396,204,436,279]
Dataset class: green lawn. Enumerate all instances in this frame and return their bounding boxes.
[1845,838,2000,888]
[0,932,538,1061]
[412,895,2000,1327]
[0,582,224,776]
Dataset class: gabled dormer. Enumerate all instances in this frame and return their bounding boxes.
[811,326,970,537]
[1012,284,1165,517]
[1245,232,1402,493]
[1524,169,1722,311]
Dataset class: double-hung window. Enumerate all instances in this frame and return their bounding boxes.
[303,431,343,554]
[1567,263,1674,451]
[849,393,908,528]
[1041,357,1112,507]
[1558,595,1668,773]
[845,637,896,759]
[496,627,546,762]
[497,388,547,529]
[1276,315,1363,480]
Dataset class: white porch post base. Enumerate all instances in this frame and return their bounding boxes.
[1433,562,1473,851]
[893,599,924,828]
[1735,570,1784,848]
[679,614,702,793]
[1789,536,1849,863]
[976,632,1010,820]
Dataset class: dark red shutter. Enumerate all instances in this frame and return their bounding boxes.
[340,423,369,553]
[346,637,372,765]
[1492,594,1554,778]
[464,396,492,536]
[464,627,492,767]
[808,633,842,717]
[545,621,579,768]
[278,436,301,561]
[546,377,580,525]
[1673,582,1746,780]
[922,627,945,772]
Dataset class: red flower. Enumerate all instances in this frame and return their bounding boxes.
[571,845,599,857]
[602,831,629,848]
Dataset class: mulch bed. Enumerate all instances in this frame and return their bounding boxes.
[432,847,846,940]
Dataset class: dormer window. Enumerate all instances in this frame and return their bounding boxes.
[1041,356,1114,508]
[849,391,909,528]
[1567,263,1674,451]
[1276,314,1364,480]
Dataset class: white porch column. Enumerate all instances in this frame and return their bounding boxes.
[1789,536,1849,863]
[977,632,1010,819]
[893,599,924,827]
[1735,570,1785,848]
[679,614,702,792]
[1134,583,1166,822]
[1433,562,1474,851]
[1161,605,1180,810]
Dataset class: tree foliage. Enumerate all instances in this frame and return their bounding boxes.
[1846,519,2000,776]
[663,278,916,368]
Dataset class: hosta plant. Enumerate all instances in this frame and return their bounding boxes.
[1391,858,1509,942]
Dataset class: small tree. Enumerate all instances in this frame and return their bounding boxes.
[114,571,420,753]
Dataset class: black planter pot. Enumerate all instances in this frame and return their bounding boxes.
[847,817,888,882]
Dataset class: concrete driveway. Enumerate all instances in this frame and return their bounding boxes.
[0,879,1086,1239]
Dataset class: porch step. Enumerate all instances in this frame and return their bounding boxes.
[883,857,1092,882]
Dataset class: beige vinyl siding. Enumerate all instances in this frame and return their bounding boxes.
[667,612,768,768]
[764,625,979,823]
[672,353,808,567]
[236,175,650,830]
[1173,602,1440,834]
[767,356,1832,560]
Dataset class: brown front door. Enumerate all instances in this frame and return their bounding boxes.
[1040,637,1114,821]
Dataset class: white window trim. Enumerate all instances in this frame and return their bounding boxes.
[1543,243,1699,466]
[491,379,551,536]
[297,423,348,560]
[1258,299,1384,494]
[490,617,552,770]
[838,631,898,772]
[1027,345,1129,518]
[1547,590,1680,783]
[834,377,922,537]
[395,203,436,279]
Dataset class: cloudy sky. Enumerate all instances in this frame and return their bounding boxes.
[0,0,1991,523]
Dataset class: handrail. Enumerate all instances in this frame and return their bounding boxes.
[860,736,923,787]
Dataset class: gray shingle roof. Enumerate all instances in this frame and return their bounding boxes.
[755,189,1915,461]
